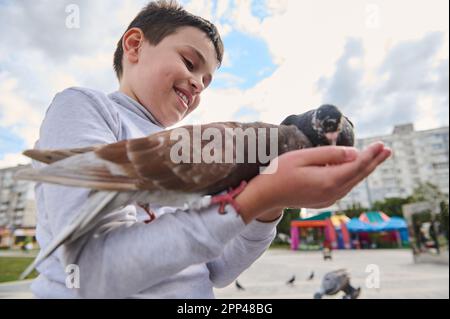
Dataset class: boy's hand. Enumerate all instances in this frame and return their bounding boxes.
[236,142,392,224]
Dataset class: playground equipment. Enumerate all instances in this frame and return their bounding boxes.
[290,210,409,250]
[290,212,351,250]
[347,212,409,248]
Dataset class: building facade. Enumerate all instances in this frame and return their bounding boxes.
[0,165,35,247]
[341,124,449,209]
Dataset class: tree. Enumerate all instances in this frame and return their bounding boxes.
[342,203,367,219]
[410,182,448,204]
[277,208,301,235]
[372,197,412,217]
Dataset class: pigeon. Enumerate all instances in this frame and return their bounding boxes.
[307,271,314,281]
[235,280,245,291]
[16,105,354,279]
[281,104,354,146]
[314,269,361,299]
[286,275,296,285]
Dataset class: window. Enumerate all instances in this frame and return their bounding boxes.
[433,162,449,170]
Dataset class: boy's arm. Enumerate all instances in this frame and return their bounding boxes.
[36,88,120,236]
[207,143,392,288]
[206,209,282,288]
[37,88,250,298]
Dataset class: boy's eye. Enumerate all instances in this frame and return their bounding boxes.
[183,57,194,71]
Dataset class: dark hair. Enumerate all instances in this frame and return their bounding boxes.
[113,0,224,79]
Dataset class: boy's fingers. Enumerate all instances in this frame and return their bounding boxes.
[326,142,388,187]
[334,147,392,198]
[289,145,360,167]
[345,147,392,190]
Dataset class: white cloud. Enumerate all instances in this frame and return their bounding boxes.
[416,95,441,131]
[184,0,214,21]
[191,0,449,135]
[0,0,448,168]
[215,0,231,19]
[0,72,43,147]
[0,153,30,169]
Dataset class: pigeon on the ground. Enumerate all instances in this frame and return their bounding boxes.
[235,280,245,291]
[307,271,314,281]
[314,269,361,299]
[286,275,296,286]
[16,105,354,279]
[281,104,354,146]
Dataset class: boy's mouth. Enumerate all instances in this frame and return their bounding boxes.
[174,87,192,109]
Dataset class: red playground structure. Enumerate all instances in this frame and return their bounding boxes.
[290,212,351,251]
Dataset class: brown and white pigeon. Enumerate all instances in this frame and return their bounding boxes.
[16,105,354,279]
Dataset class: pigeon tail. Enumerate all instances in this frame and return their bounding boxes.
[15,152,140,191]
[19,191,120,280]
[23,146,100,164]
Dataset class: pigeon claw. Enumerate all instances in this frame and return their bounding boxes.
[211,181,248,215]
[138,202,156,224]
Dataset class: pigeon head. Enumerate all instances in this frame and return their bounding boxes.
[313,104,343,145]
[281,104,354,147]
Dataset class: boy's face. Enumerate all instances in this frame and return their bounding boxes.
[122,26,218,127]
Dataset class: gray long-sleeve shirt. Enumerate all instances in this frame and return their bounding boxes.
[30,87,281,298]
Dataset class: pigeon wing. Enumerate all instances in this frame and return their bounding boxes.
[16,123,245,194]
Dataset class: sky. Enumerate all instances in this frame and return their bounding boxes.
[0,0,448,168]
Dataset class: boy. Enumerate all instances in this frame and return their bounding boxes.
[31,0,391,298]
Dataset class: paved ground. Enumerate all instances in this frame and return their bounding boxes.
[0,280,34,299]
[213,249,449,299]
[0,250,38,258]
[1,249,448,299]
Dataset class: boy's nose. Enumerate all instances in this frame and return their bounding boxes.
[189,76,205,94]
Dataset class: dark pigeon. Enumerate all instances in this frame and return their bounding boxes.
[281,104,354,147]
[235,280,245,291]
[286,275,296,285]
[307,271,314,281]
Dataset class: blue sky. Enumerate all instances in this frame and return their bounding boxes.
[0,127,25,155]
[212,30,277,89]
[0,0,448,168]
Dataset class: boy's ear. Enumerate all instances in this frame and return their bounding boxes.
[122,28,144,64]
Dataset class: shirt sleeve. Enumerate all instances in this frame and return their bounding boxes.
[206,212,282,288]
[35,88,261,298]
[36,87,120,241]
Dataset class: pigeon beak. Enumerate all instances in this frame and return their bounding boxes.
[325,132,339,145]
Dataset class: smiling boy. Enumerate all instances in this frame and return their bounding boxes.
[115,13,218,127]
[31,0,390,298]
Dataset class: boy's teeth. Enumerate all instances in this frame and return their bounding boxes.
[175,89,189,105]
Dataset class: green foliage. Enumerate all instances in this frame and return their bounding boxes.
[276,208,301,235]
[372,197,412,217]
[341,203,368,218]
[410,182,448,203]
[0,257,38,283]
